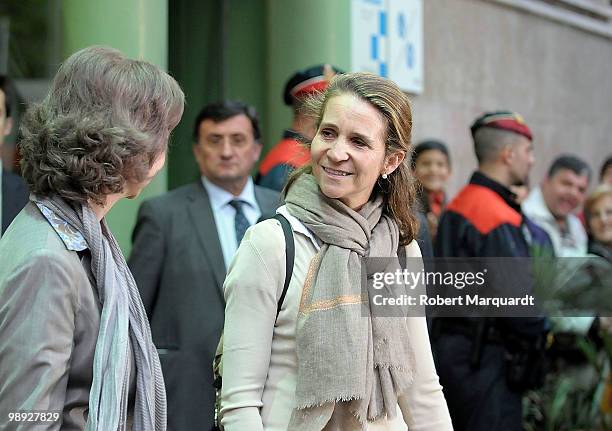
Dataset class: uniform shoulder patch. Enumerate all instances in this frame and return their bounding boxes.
[446,184,521,234]
[258,138,309,176]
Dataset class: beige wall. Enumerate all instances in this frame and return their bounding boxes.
[411,0,612,197]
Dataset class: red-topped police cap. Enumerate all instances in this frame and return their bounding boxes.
[283,64,344,105]
[470,111,533,141]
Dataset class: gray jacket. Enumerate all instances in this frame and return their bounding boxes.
[0,203,100,430]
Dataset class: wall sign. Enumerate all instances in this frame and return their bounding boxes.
[351,0,424,94]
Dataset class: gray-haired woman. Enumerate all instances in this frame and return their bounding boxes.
[0,46,184,430]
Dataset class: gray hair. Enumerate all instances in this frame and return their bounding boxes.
[20,45,185,205]
[473,127,524,164]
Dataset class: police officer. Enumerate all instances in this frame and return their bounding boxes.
[433,112,550,430]
[256,64,342,191]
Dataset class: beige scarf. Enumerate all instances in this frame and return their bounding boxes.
[285,173,415,430]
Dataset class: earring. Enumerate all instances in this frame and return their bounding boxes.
[382,173,388,179]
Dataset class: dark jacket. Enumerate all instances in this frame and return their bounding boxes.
[432,171,549,431]
[589,240,612,264]
[2,169,29,234]
[436,172,533,258]
[256,130,309,192]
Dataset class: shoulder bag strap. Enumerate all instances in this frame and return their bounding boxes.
[271,213,295,320]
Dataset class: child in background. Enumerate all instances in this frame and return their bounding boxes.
[412,140,451,242]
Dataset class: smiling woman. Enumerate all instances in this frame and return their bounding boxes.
[220,73,452,431]
[411,140,451,242]
[286,72,419,245]
[585,185,612,262]
[311,93,392,210]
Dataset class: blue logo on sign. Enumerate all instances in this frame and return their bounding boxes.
[379,11,387,36]
[379,62,387,77]
[407,43,414,69]
[371,35,378,60]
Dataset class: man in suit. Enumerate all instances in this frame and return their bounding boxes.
[129,100,280,430]
[0,75,28,236]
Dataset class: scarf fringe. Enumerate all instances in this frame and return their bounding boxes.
[294,397,399,425]
[294,393,364,411]
[294,394,372,426]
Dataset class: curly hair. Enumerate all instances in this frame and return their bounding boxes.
[19,46,184,205]
[285,72,418,246]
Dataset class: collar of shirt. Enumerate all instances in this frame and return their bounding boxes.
[470,171,522,214]
[524,186,556,222]
[201,176,261,270]
[282,128,307,143]
[35,202,88,251]
[201,176,258,211]
[276,205,320,250]
[524,185,588,256]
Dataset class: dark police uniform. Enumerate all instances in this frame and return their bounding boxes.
[256,129,309,192]
[433,171,549,431]
[256,64,343,192]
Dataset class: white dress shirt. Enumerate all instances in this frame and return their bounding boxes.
[202,176,261,270]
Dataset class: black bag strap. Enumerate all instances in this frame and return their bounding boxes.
[271,213,294,320]
[397,245,407,269]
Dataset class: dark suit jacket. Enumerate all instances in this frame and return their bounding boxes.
[1,170,29,234]
[128,180,280,431]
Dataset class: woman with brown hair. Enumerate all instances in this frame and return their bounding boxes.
[220,73,451,430]
[0,46,184,430]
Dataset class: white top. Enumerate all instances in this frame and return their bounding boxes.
[202,176,261,269]
[276,205,320,250]
[523,185,588,257]
[220,206,453,430]
[523,186,594,335]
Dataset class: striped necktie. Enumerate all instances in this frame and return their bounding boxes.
[229,199,249,244]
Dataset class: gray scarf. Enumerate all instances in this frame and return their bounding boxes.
[33,195,166,431]
[285,174,415,430]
